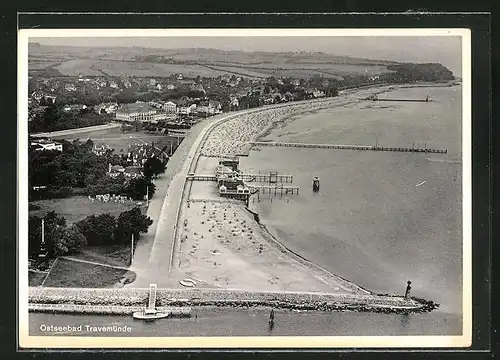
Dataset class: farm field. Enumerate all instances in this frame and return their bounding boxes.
[53,59,254,78]
[30,44,398,79]
[54,59,104,76]
[50,58,393,79]
[29,196,145,225]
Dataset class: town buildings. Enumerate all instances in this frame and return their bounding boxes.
[94,102,118,114]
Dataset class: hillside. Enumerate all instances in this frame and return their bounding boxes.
[28,43,400,79]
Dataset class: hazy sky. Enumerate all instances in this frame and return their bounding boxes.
[32,36,463,76]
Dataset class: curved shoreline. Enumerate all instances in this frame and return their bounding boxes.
[244,207,372,295]
[29,82,448,313]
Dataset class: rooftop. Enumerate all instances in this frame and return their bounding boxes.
[117,101,156,114]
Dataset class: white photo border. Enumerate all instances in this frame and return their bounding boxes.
[18,28,472,349]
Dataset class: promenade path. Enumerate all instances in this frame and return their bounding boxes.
[127,113,238,288]
[30,122,121,138]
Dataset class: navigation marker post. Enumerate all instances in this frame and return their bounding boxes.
[131,233,134,266]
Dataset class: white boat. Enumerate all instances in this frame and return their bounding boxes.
[133,308,170,320]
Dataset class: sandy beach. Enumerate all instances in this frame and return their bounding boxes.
[172,85,406,294]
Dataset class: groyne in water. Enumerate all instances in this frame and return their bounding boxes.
[28,288,438,315]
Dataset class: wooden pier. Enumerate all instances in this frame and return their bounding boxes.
[186,174,217,181]
[370,98,431,103]
[249,184,300,195]
[187,173,295,183]
[251,141,447,154]
[240,173,294,183]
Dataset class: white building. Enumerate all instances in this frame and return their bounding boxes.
[31,140,63,152]
[63,104,87,112]
[163,101,177,113]
[115,101,159,122]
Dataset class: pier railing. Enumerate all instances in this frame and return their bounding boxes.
[248,184,299,195]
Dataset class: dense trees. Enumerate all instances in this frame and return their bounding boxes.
[29,138,162,201]
[114,207,153,243]
[29,139,109,200]
[76,214,116,246]
[143,157,167,179]
[28,211,86,258]
[29,104,111,133]
[124,177,156,200]
[29,207,153,261]
[56,226,87,255]
[384,63,454,83]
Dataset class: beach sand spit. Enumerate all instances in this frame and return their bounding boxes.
[176,201,362,294]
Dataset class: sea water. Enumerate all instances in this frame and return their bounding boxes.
[240,85,463,332]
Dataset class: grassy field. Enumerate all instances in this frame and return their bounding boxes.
[29,195,145,224]
[52,128,182,154]
[42,258,134,288]
[70,245,132,267]
[28,271,47,287]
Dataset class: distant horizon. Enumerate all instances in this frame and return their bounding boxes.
[29,36,463,76]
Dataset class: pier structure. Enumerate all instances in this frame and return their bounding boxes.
[148,284,157,310]
[240,172,294,183]
[249,184,300,196]
[187,174,217,181]
[251,141,447,154]
[365,94,431,103]
[186,173,295,184]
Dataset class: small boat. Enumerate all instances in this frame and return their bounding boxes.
[133,308,170,320]
[179,278,197,287]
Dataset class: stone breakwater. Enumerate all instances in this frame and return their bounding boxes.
[29,288,438,314]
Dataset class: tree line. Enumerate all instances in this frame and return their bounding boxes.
[29,105,111,133]
[29,207,153,261]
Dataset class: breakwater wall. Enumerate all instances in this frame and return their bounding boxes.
[28,288,438,314]
[252,141,448,154]
[29,304,191,316]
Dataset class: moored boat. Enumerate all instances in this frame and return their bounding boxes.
[133,308,170,320]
